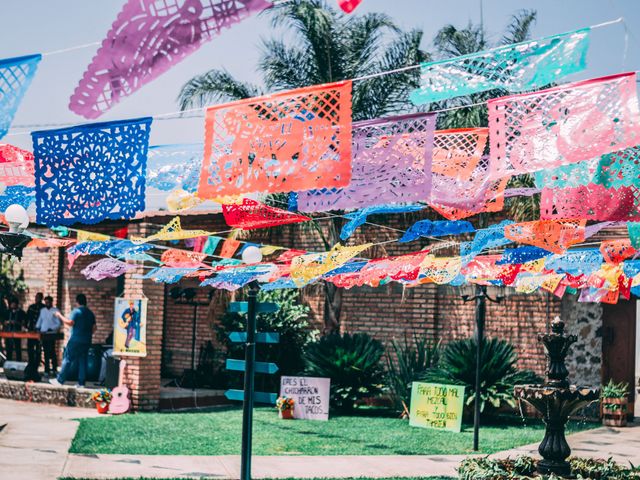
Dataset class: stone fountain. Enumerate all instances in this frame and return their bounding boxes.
[514,317,599,477]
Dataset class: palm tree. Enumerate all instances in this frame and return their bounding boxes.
[179,0,428,333]
[430,10,539,222]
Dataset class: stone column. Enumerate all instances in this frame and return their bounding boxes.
[121,223,165,411]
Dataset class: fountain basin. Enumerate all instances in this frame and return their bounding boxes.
[515,385,599,477]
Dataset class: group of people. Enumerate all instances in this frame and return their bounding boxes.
[0,292,97,387]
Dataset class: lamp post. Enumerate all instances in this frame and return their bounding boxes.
[460,284,504,451]
[0,204,31,259]
[239,246,263,480]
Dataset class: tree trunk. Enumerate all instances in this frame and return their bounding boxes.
[323,281,342,334]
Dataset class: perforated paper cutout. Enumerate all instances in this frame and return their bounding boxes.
[540,184,640,221]
[297,113,436,212]
[0,186,34,211]
[325,251,429,288]
[69,0,272,119]
[504,219,586,254]
[222,198,310,230]
[131,217,214,244]
[340,204,423,240]
[219,238,241,258]
[409,29,590,105]
[0,54,41,139]
[460,220,514,259]
[161,248,208,268]
[497,246,550,265]
[33,118,152,226]
[419,255,462,285]
[81,258,137,281]
[77,231,110,243]
[629,222,640,249]
[27,238,75,248]
[488,73,640,180]
[0,143,35,186]
[199,81,353,197]
[400,219,474,243]
[600,239,636,265]
[534,146,640,190]
[545,249,603,276]
[290,243,371,286]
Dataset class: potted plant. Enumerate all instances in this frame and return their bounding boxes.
[91,389,113,414]
[601,380,629,427]
[276,396,295,419]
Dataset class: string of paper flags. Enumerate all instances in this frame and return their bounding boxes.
[0,5,639,302]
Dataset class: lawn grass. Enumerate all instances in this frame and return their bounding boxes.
[70,406,597,456]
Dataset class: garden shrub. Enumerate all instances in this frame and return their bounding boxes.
[424,337,540,415]
[215,289,316,390]
[385,334,440,412]
[304,332,385,412]
[458,456,640,479]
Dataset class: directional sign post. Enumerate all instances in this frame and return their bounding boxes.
[226,287,280,480]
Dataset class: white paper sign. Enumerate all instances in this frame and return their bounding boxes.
[280,376,330,421]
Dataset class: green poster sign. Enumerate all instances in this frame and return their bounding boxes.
[409,382,465,432]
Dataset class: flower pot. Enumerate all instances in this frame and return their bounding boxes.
[279,408,294,419]
[601,397,627,427]
[96,401,110,414]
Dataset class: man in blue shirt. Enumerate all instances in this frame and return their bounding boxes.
[49,293,96,388]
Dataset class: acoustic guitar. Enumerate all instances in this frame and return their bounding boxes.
[108,359,130,414]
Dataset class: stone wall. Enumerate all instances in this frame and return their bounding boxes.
[561,294,603,387]
[0,378,94,408]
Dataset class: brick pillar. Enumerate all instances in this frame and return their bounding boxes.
[121,223,165,411]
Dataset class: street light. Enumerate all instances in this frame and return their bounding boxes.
[239,245,262,480]
[460,283,505,451]
[0,204,31,259]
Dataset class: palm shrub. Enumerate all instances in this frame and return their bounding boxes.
[424,337,540,415]
[304,332,385,412]
[385,335,440,413]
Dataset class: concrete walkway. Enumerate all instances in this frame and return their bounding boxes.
[2,398,640,479]
[0,398,98,480]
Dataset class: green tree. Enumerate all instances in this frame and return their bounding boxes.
[179,0,428,332]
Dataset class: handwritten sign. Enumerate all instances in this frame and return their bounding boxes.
[409,382,465,432]
[280,376,330,421]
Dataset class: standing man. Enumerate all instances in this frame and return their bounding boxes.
[26,292,45,367]
[35,296,61,376]
[50,293,96,388]
[5,298,26,361]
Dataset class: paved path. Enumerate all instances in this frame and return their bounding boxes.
[0,398,98,480]
[2,398,640,479]
[493,422,640,466]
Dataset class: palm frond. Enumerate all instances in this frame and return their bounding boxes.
[433,23,486,58]
[500,9,537,45]
[177,70,261,110]
[269,0,343,82]
[341,12,398,78]
[354,29,428,120]
[259,39,319,90]
[506,174,540,222]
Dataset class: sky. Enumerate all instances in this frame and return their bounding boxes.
[2,0,640,151]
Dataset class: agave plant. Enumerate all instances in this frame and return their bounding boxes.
[304,332,385,412]
[424,337,540,414]
[385,335,440,413]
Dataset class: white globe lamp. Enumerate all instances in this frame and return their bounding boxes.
[241,246,263,264]
[5,204,29,233]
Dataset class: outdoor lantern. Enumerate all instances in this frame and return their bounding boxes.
[241,245,263,264]
[0,204,31,259]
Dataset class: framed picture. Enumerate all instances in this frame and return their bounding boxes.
[113,297,147,357]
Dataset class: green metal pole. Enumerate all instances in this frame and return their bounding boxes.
[240,283,258,480]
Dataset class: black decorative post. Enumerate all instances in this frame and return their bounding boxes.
[461,284,503,452]
[240,282,259,480]
[515,318,599,477]
[473,285,486,452]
